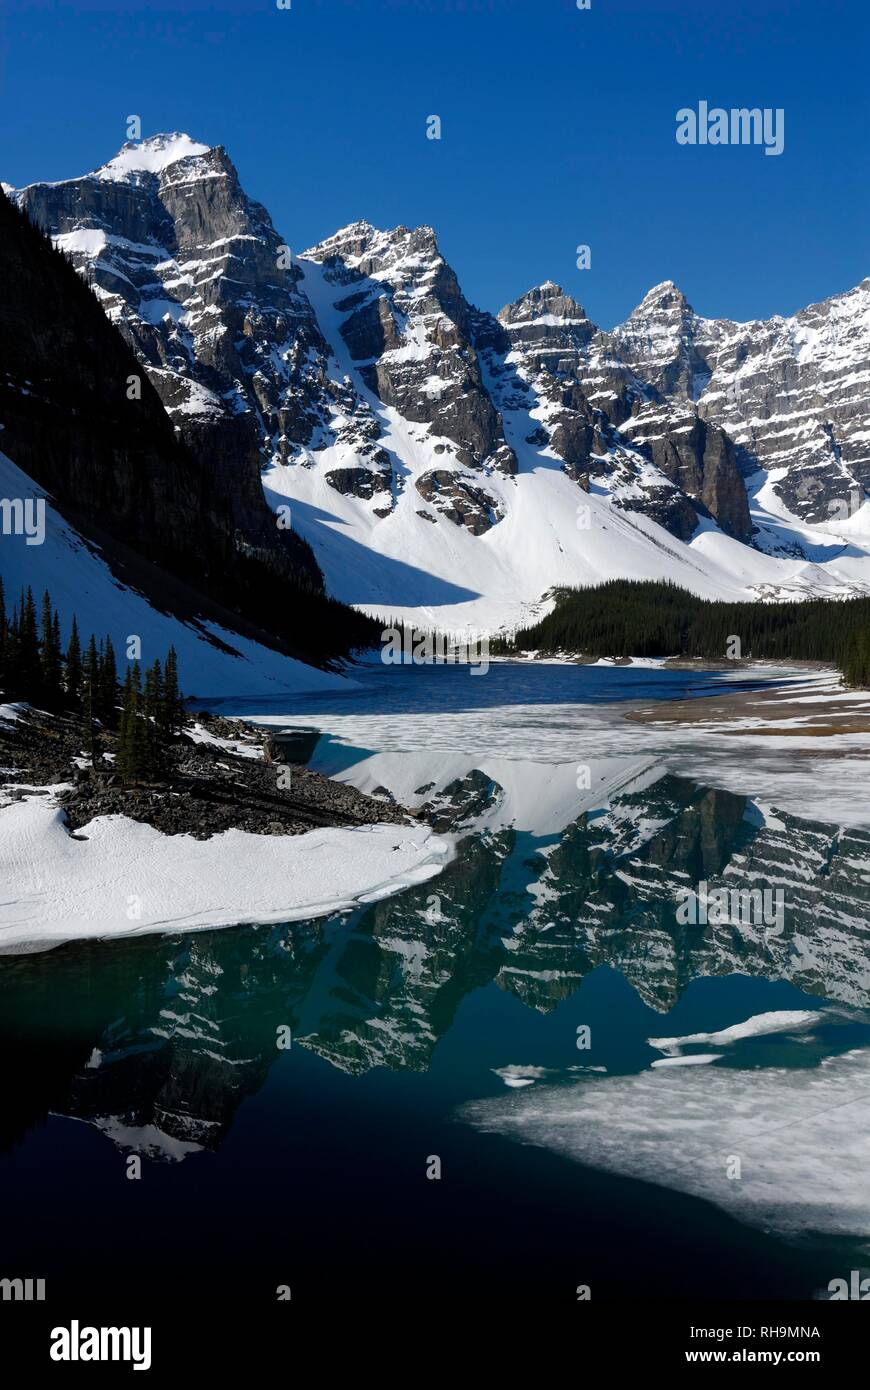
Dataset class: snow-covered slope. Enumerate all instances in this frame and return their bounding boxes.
[0,453,349,698]
[11,134,870,634]
[264,253,870,631]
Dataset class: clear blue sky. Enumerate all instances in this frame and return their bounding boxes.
[1,0,866,327]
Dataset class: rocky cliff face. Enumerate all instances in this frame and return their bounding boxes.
[11,135,758,552]
[0,187,224,585]
[307,221,517,477]
[12,135,332,565]
[609,278,870,527]
[0,182,378,662]
[497,280,753,541]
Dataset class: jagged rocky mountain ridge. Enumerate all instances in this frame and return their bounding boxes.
[9,133,870,632]
[9,135,332,548]
[609,279,870,527]
[497,280,753,543]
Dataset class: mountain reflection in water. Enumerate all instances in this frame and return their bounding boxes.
[2,754,868,1164]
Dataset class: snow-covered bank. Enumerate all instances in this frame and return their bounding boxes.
[0,794,452,955]
[0,452,354,699]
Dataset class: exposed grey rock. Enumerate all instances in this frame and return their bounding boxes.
[306,220,518,475]
[415,469,502,535]
[620,407,752,540]
[14,133,868,565]
[610,278,870,527]
[325,465,391,501]
[0,706,414,840]
[12,137,332,588]
[497,280,752,539]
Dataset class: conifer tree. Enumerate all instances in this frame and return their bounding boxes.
[3,597,20,700]
[118,665,133,782]
[82,671,98,764]
[82,635,100,763]
[118,663,147,785]
[83,635,99,704]
[99,637,118,728]
[66,617,83,709]
[18,587,41,703]
[162,646,183,738]
[40,591,63,710]
[143,658,163,777]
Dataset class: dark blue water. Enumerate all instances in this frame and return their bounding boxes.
[2,662,866,1307]
[210,657,801,719]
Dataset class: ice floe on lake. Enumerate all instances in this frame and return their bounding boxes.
[463,1012,870,1246]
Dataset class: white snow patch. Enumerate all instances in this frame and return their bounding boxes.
[0,796,453,954]
[648,1010,823,1055]
[96,134,210,182]
[492,1064,552,1088]
[650,1053,723,1068]
[463,1047,870,1243]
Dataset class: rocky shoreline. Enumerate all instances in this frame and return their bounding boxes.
[0,706,415,839]
[625,670,870,737]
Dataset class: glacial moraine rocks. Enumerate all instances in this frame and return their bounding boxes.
[0,708,417,839]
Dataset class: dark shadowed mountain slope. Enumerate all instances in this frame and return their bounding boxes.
[0,191,378,661]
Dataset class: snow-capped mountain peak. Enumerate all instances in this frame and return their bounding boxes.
[625,279,691,316]
[498,282,591,328]
[94,132,212,182]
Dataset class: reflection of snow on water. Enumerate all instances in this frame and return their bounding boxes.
[648,1009,823,1055]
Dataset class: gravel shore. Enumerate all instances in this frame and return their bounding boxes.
[0,707,415,838]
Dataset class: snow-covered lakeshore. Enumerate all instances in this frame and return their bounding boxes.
[3,660,869,955]
[216,662,870,827]
[0,794,451,955]
[0,702,452,956]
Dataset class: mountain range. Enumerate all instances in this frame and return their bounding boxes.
[6,132,870,639]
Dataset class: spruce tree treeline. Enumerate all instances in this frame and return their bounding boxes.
[116,650,183,785]
[496,579,870,686]
[0,581,184,781]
